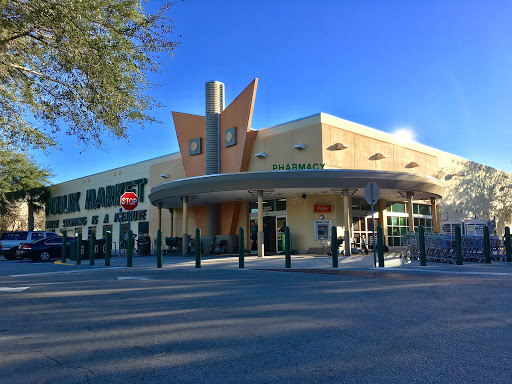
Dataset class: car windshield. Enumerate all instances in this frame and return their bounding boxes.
[0,232,28,241]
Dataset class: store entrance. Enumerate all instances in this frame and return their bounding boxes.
[262,216,287,253]
[352,212,378,249]
[249,214,287,254]
[249,198,287,254]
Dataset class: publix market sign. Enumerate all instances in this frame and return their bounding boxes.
[273,163,326,171]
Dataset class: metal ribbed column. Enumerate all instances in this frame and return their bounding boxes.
[205,81,224,238]
[205,81,224,175]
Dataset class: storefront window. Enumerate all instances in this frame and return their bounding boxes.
[249,199,287,213]
[360,200,371,211]
[391,203,406,213]
[420,205,432,215]
[249,200,275,213]
[102,225,113,239]
[88,227,97,237]
[138,221,149,236]
[275,199,287,211]
[119,223,129,249]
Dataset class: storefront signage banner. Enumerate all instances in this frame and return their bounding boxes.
[272,163,325,171]
[45,209,148,229]
[314,205,332,212]
[46,178,148,215]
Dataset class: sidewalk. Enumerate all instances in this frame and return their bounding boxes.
[91,251,512,276]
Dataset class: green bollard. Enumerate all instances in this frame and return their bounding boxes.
[69,240,76,261]
[105,232,111,266]
[484,226,491,264]
[157,229,162,268]
[89,232,96,266]
[331,226,338,268]
[61,232,67,263]
[505,227,511,263]
[419,225,426,266]
[127,230,133,267]
[455,225,463,265]
[76,232,82,265]
[195,228,201,268]
[238,227,244,268]
[285,226,291,268]
[377,225,385,267]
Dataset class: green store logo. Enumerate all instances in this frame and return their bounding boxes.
[272,163,326,170]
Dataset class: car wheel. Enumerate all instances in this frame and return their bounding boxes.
[11,248,20,260]
[13,250,24,260]
[4,254,13,260]
[39,251,51,262]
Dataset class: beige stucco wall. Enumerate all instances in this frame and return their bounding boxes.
[45,111,512,255]
[45,154,177,251]
[319,113,512,235]
[249,120,324,171]
[320,117,439,178]
[148,155,201,242]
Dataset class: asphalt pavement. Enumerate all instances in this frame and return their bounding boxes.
[1,253,511,383]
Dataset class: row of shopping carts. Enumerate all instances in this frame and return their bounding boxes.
[400,232,507,263]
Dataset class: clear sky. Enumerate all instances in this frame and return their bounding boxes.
[33,0,512,183]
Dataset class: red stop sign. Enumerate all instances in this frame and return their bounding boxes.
[120,192,139,211]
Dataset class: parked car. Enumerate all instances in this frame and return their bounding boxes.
[0,231,59,260]
[16,236,76,262]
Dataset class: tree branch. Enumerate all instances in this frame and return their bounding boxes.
[0,30,33,46]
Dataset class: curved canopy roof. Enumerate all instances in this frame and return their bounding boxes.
[149,169,444,208]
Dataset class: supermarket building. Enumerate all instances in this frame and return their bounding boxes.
[45,79,512,255]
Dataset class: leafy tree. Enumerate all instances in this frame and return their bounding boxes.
[0,0,179,151]
[0,148,51,230]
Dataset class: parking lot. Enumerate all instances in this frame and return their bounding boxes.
[1,255,512,383]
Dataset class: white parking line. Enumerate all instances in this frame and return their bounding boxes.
[0,287,30,292]
[9,267,124,277]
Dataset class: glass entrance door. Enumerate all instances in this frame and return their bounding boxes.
[352,212,378,248]
[276,216,287,253]
[248,214,287,254]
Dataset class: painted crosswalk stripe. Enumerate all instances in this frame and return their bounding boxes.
[0,287,30,292]
[10,267,124,277]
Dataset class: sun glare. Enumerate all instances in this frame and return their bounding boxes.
[392,128,416,144]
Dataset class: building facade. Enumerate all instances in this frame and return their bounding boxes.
[45,79,512,255]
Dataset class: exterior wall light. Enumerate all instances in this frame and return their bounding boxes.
[406,161,421,168]
[335,143,348,150]
[445,171,467,181]
[255,152,267,158]
[372,153,387,160]
[294,143,306,150]
[160,173,169,178]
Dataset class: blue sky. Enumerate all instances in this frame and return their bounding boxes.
[34,0,512,183]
